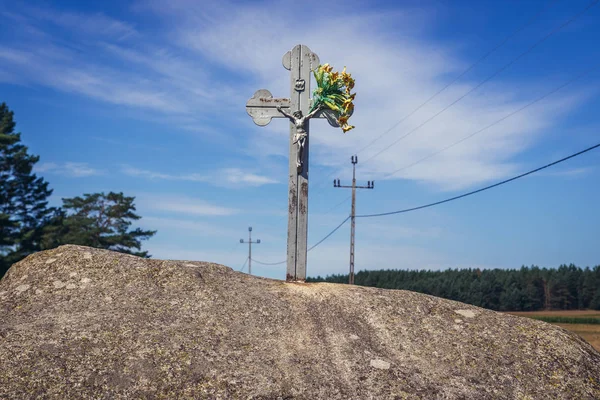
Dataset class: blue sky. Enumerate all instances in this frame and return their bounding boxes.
[1,0,598,280]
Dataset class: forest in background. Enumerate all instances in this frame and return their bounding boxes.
[308,264,600,311]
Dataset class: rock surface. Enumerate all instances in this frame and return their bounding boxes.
[1,245,599,399]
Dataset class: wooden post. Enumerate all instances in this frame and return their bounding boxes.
[283,45,320,281]
[246,44,338,282]
[240,227,260,276]
[350,157,356,285]
[333,156,374,284]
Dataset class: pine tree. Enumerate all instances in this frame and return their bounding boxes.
[0,103,55,277]
[0,103,20,253]
[45,192,157,257]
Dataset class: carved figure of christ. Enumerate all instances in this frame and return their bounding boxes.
[276,105,323,172]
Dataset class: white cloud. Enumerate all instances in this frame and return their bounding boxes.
[34,162,102,177]
[121,165,278,187]
[1,0,593,193]
[2,5,138,39]
[219,168,278,186]
[135,194,239,216]
[157,0,588,192]
[122,166,173,180]
[34,162,59,173]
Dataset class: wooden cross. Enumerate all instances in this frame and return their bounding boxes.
[246,44,339,282]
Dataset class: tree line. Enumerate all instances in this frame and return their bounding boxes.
[0,102,156,278]
[307,264,600,311]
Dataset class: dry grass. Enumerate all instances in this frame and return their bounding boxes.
[553,323,600,352]
[509,310,600,318]
[505,311,600,352]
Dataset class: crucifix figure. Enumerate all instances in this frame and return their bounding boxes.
[276,104,323,172]
[246,44,339,282]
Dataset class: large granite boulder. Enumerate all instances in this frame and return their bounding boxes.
[1,245,599,399]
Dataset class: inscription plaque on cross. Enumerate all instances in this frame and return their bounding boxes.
[246,44,339,282]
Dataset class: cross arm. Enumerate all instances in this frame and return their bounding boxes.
[334,184,374,189]
[246,89,291,126]
[246,91,351,128]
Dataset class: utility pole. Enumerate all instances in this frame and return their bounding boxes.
[240,227,260,275]
[334,155,374,284]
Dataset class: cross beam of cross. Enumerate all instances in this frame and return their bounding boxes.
[246,44,338,282]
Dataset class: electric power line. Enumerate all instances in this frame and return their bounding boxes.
[308,216,351,252]
[249,1,599,266]
[248,141,600,265]
[320,194,351,215]
[381,62,600,180]
[250,258,285,266]
[352,0,560,158]
[307,0,571,197]
[239,256,249,272]
[250,215,352,266]
[310,1,596,219]
[356,141,600,218]
[360,0,598,167]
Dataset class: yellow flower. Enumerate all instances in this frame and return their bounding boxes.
[341,67,352,81]
[321,63,333,73]
[312,63,356,132]
[342,94,355,107]
[342,124,355,133]
[344,102,354,114]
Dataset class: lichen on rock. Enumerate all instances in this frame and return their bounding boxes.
[1,245,599,399]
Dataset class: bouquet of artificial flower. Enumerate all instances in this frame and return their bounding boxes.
[310,63,356,133]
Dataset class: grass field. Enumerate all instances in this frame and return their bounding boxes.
[509,310,600,318]
[553,324,600,352]
[506,310,600,352]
